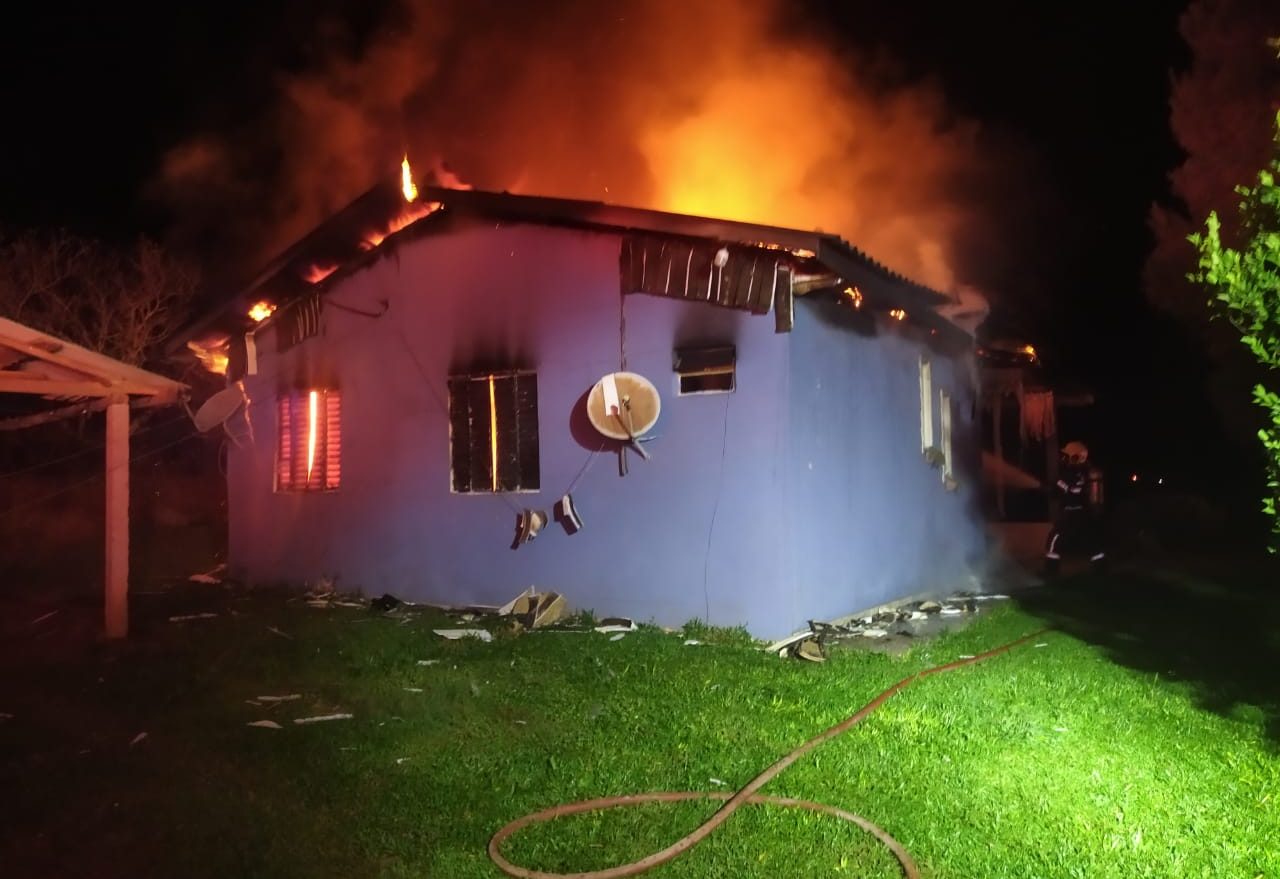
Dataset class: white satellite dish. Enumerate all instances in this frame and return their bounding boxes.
[190,386,247,433]
[586,372,661,442]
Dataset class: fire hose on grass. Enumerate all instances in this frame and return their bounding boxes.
[489,629,1047,879]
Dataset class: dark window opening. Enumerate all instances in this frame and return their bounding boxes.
[447,371,539,493]
[674,345,736,395]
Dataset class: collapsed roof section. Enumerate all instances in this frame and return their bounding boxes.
[172,180,987,365]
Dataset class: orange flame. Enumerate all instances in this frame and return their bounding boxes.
[361,199,440,251]
[247,300,277,322]
[187,337,229,375]
[401,155,419,203]
[843,286,863,309]
[303,263,340,284]
[306,390,319,484]
[488,376,499,492]
[888,308,907,321]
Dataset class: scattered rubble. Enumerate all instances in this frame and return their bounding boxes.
[768,592,1012,659]
[433,629,493,641]
[293,713,353,725]
[498,587,566,629]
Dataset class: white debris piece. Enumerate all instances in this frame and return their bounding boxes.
[974,594,1010,601]
[417,660,440,666]
[257,694,302,703]
[168,613,217,622]
[30,610,60,625]
[709,777,726,787]
[293,713,353,725]
[403,687,424,693]
[609,633,626,642]
[247,720,282,730]
[683,639,703,646]
[395,757,411,765]
[940,607,963,616]
[1035,642,1048,648]
[433,629,493,642]
[862,627,888,638]
[129,732,148,747]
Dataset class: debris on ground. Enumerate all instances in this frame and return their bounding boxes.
[371,593,407,613]
[709,777,727,787]
[168,613,218,623]
[257,694,301,703]
[29,609,60,626]
[188,563,227,585]
[766,591,1011,658]
[403,687,424,693]
[293,713,353,725]
[433,629,493,642]
[793,637,826,662]
[417,659,440,666]
[498,588,566,629]
[129,732,148,747]
[594,617,637,633]
[683,640,702,646]
[608,633,626,642]
[395,757,411,765]
[247,720,282,729]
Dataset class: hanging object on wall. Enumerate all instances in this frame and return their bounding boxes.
[587,371,660,475]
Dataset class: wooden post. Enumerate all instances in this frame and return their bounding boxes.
[105,397,129,639]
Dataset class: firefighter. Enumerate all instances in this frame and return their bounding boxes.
[1044,441,1106,574]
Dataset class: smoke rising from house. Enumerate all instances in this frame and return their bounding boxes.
[156,0,1016,296]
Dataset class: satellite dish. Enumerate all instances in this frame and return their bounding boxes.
[190,386,247,433]
[586,372,661,441]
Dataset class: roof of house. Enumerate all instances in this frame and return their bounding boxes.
[172,180,981,352]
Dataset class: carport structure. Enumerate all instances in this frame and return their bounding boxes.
[0,316,185,637]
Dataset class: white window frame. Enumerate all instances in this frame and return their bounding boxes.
[939,388,954,483]
[919,357,934,453]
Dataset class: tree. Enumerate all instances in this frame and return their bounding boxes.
[1189,111,1280,546]
[0,230,198,370]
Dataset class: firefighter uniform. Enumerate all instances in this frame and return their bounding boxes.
[1045,443,1105,573]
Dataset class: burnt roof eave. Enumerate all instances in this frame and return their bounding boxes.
[168,184,965,354]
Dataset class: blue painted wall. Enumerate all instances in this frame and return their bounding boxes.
[783,297,985,632]
[226,218,986,637]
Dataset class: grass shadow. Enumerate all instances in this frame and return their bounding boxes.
[1014,555,1280,746]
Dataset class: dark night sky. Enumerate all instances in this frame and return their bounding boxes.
[2,1,1254,515]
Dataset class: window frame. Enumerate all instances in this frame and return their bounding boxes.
[674,345,736,396]
[938,388,954,483]
[919,356,935,453]
[275,388,341,493]
[447,370,540,494]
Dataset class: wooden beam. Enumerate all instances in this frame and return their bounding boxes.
[0,316,184,397]
[105,398,129,639]
[0,373,178,398]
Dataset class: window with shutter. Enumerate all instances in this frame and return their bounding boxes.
[276,390,341,491]
[447,371,539,493]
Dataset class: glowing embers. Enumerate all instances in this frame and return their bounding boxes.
[187,335,230,375]
[247,300,277,323]
[842,286,864,309]
[888,308,908,322]
[276,389,341,491]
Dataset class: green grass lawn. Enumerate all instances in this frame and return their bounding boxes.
[1,569,1277,878]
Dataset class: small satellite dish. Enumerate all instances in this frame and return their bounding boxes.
[586,372,661,441]
[190,386,247,433]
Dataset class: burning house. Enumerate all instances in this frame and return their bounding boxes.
[174,164,990,637]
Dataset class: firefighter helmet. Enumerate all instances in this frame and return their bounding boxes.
[1062,441,1089,465]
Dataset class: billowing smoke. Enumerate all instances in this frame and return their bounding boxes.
[155,0,1017,297]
